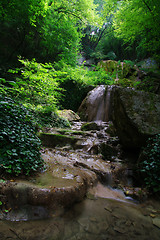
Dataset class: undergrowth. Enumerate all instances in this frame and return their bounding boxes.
[0,95,44,176]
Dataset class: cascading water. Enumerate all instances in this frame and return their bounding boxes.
[1,87,160,239]
[78,85,115,122]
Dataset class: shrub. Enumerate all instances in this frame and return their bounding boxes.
[7,58,63,108]
[54,63,114,111]
[23,104,71,129]
[0,95,44,176]
[139,134,160,193]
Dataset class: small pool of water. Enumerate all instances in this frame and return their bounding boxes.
[1,193,160,240]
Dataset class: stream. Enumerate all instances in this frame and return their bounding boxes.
[0,121,160,239]
[0,192,160,240]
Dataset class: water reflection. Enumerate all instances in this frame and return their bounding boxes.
[1,191,160,240]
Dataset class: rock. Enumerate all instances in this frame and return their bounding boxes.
[112,87,160,149]
[58,110,80,122]
[97,60,139,81]
[114,226,126,234]
[81,122,101,131]
[78,85,160,149]
[105,122,117,137]
[39,132,81,148]
[152,217,160,229]
[0,162,97,220]
[78,85,113,122]
[100,142,118,160]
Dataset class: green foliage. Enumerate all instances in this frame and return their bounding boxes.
[139,134,160,193]
[86,66,115,85]
[40,9,81,65]
[8,58,63,108]
[54,63,114,111]
[2,58,114,117]
[53,64,91,111]
[23,103,70,129]
[0,0,47,64]
[103,0,160,60]
[94,26,147,62]
[0,95,44,176]
[0,0,101,65]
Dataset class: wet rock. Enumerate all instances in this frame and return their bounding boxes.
[81,122,101,131]
[104,206,113,213]
[64,221,79,239]
[100,142,118,160]
[78,85,113,122]
[86,192,97,200]
[105,122,117,137]
[39,132,81,149]
[0,233,4,239]
[112,87,160,149]
[0,161,97,221]
[114,226,126,234]
[79,84,160,150]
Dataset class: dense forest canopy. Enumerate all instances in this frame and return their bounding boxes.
[0,0,160,66]
[104,0,160,60]
[0,0,160,113]
[0,0,100,65]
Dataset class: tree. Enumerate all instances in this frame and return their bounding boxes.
[0,0,100,66]
[0,0,47,64]
[103,0,160,61]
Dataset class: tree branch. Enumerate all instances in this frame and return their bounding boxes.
[54,7,84,22]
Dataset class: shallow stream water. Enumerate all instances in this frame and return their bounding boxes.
[1,189,160,240]
[0,121,160,239]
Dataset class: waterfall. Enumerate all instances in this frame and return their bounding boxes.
[94,85,113,122]
[78,85,115,122]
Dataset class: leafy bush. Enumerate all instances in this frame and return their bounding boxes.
[0,95,44,176]
[23,103,70,129]
[4,59,115,113]
[54,63,114,111]
[139,134,160,193]
[8,58,63,108]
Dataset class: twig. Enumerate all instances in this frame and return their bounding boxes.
[9,229,24,240]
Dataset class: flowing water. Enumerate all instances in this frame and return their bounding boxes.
[1,190,160,240]
[0,121,160,239]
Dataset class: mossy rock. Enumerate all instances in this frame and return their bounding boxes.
[39,133,80,148]
[57,110,80,122]
[112,87,160,149]
[81,122,101,131]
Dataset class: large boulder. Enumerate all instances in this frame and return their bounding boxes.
[78,85,113,122]
[112,87,160,149]
[57,109,80,122]
[78,85,160,149]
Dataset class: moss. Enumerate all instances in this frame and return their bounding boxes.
[57,129,86,136]
[81,122,100,131]
[39,132,78,148]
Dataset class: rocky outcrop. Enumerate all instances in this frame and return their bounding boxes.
[78,85,113,122]
[97,60,140,81]
[58,109,80,122]
[78,85,160,149]
[81,122,102,131]
[112,87,160,149]
[0,162,97,215]
[39,132,80,148]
